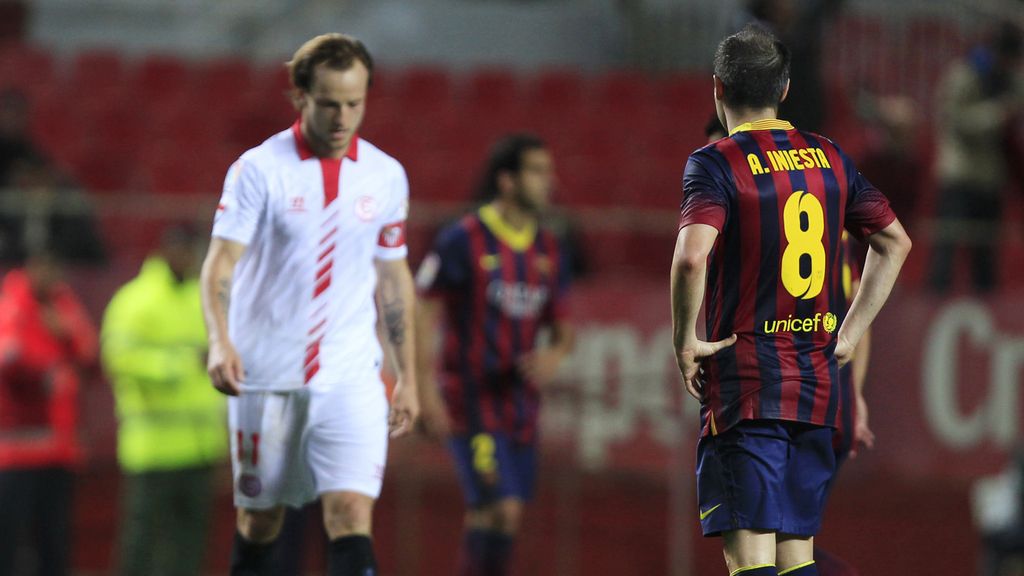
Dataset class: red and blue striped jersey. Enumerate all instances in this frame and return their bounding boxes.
[416,205,570,442]
[678,119,895,437]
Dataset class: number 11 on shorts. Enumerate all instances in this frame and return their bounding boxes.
[236,430,261,466]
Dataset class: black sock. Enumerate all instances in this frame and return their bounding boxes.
[328,535,377,576]
[482,530,514,576]
[229,531,275,576]
[458,529,488,576]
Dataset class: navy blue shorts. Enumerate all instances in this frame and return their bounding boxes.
[696,420,836,537]
[448,432,537,508]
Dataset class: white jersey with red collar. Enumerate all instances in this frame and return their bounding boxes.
[212,122,408,391]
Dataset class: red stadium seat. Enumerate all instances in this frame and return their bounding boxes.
[592,70,655,113]
[134,54,194,104]
[463,68,520,109]
[194,56,254,115]
[405,152,474,203]
[529,69,585,116]
[68,49,125,94]
[394,66,453,109]
[72,147,137,193]
[0,42,54,96]
[253,63,294,101]
[653,73,710,117]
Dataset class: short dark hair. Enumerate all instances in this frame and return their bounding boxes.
[287,33,374,92]
[476,133,547,202]
[713,24,791,110]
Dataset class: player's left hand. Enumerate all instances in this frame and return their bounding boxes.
[518,349,563,387]
[389,379,420,439]
[676,334,737,401]
[850,393,875,459]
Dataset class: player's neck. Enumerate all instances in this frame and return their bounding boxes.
[724,107,779,133]
[300,121,350,160]
[489,200,535,231]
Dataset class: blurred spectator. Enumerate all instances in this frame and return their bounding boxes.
[740,0,845,133]
[0,88,44,188]
[857,95,924,225]
[0,245,98,576]
[972,448,1024,576]
[928,22,1024,293]
[101,225,226,576]
[0,154,106,265]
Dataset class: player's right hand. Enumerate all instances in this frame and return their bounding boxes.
[834,335,855,367]
[208,339,244,396]
[675,334,737,402]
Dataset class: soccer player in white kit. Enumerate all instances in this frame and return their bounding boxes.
[199,33,419,576]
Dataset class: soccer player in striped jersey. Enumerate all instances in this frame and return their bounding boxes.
[415,134,574,576]
[671,25,911,576]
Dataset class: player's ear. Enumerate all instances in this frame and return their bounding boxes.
[289,88,306,112]
[713,75,725,102]
[780,78,790,104]
[496,170,516,197]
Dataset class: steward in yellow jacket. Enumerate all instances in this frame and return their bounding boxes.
[101,227,225,576]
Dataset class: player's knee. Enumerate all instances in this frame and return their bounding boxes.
[322,491,374,538]
[491,499,524,534]
[236,507,285,543]
[723,529,776,573]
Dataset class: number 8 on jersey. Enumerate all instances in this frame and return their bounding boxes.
[781,190,826,300]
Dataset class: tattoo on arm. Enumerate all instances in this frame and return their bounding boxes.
[382,300,405,346]
[217,278,231,322]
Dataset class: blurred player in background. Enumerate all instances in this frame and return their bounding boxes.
[0,245,97,576]
[672,24,910,576]
[200,33,418,576]
[102,225,226,576]
[415,133,574,576]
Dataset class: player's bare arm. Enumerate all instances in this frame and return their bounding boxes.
[671,223,737,401]
[413,297,450,440]
[375,257,420,438]
[850,281,875,455]
[835,219,911,367]
[200,237,246,396]
[517,320,574,387]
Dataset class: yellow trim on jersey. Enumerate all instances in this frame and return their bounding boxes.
[710,412,718,436]
[731,564,776,576]
[729,119,795,135]
[478,204,537,252]
[779,561,815,575]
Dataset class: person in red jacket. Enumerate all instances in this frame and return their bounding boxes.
[0,247,97,576]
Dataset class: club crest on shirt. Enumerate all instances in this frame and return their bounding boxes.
[355,195,378,221]
[479,254,500,271]
[239,473,262,498]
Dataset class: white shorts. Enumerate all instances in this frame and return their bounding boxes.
[227,382,389,509]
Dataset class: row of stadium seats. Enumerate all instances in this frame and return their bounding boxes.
[1,12,967,205]
[1,41,716,205]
